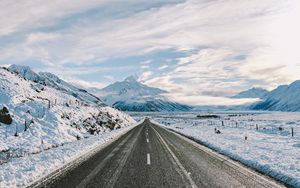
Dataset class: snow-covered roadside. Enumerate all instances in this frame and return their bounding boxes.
[0,65,139,187]
[0,120,142,188]
[132,112,300,188]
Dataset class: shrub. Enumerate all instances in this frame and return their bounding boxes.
[0,107,12,125]
[197,114,220,119]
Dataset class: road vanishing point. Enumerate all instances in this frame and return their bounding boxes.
[31,118,285,188]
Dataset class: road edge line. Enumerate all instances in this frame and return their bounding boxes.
[152,125,197,188]
[151,121,285,188]
[104,125,143,188]
[27,121,142,188]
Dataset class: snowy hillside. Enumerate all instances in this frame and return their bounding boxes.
[8,64,103,105]
[232,87,269,99]
[0,65,135,164]
[252,80,300,111]
[96,76,192,112]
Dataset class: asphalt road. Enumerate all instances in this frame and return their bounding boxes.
[33,119,285,188]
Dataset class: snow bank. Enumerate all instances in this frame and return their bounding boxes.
[0,123,139,187]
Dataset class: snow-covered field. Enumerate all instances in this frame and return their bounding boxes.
[131,111,300,187]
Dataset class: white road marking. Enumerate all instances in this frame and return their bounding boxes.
[105,131,141,188]
[76,132,133,188]
[152,126,197,188]
[146,138,149,143]
[147,153,151,165]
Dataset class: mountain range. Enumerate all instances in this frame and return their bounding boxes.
[94,76,192,112]
[3,64,300,114]
[92,77,300,112]
[230,82,300,112]
[251,81,300,111]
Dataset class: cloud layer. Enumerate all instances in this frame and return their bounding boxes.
[0,0,299,105]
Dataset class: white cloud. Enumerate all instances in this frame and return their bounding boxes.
[140,60,152,65]
[139,71,153,81]
[68,78,106,89]
[1,0,300,106]
[141,65,150,69]
[103,75,114,81]
[26,33,61,44]
[0,0,112,37]
[163,93,261,106]
[146,48,245,96]
[158,64,168,70]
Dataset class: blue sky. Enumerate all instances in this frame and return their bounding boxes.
[0,0,300,105]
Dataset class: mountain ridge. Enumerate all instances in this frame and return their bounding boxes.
[8,65,103,106]
[251,80,300,111]
[232,87,269,99]
[0,64,135,158]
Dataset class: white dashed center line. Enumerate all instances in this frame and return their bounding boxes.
[147,153,151,165]
[146,138,149,143]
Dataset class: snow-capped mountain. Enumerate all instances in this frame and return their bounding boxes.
[0,65,135,159]
[232,87,269,99]
[251,80,300,111]
[99,76,166,105]
[96,76,192,112]
[8,64,102,105]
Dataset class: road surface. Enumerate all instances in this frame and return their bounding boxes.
[32,119,285,188]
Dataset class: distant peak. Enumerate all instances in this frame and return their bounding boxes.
[124,75,138,82]
[250,87,267,91]
[232,87,269,99]
[39,72,59,79]
[8,64,41,82]
[9,64,33,73]
[290,80,300,86]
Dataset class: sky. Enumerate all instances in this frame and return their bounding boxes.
[0,0,300,106]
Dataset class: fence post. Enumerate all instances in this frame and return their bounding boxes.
[24,120,27,131]
[292,127,294,137]
[41,138,44,152]
[14,124,18,136]
[256,124,258,130]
